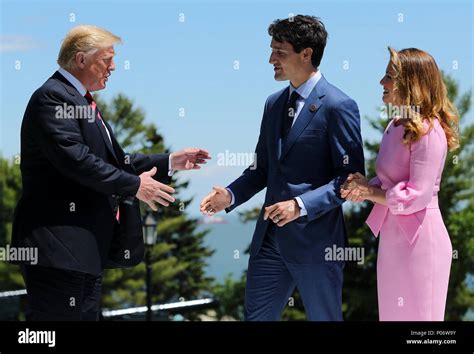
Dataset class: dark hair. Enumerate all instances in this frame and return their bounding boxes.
[268,15,328,68]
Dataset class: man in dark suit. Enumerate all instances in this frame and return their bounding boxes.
[11,25,210,320]
[200,16,364,320]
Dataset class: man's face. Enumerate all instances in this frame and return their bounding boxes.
[269,39,305,82]
[83,46,116,92]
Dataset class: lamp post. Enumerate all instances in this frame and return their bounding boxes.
[142,210,158,321]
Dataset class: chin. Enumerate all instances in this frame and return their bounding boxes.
[90,84,105,92]
[274,74,286,81]
[382,95,392,105]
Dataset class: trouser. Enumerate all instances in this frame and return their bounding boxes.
[21,264,102,321]
[245,225,344,321]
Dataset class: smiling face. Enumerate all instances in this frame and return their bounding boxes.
[269,39,313,87]
[80,46,116,92]
[380,61,397,104]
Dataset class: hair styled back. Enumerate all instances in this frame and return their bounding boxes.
[57,25,121,70]
[268,15,328,68]
[388,47,459,150]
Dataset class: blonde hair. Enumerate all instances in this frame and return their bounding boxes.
[57,25,121,70]
[388,47,460,150]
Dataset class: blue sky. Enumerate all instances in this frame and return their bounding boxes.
[1,0,472,214]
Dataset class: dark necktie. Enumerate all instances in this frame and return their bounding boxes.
[84,91,102,120]
[281,90,300,139]
[85,91,112,143]
[84,91,119,222]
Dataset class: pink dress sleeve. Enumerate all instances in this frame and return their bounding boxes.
[385,124,446,215]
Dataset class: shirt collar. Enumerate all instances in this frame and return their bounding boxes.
[58,67,87,97]
[289,70,322,100]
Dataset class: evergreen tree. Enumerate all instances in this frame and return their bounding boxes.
[0,155,24,290]
[93,94,215,320]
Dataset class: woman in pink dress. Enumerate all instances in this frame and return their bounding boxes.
[341,47,459,321]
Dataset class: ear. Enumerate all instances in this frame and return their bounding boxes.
[75,52,86,69]
[302,48,313,63]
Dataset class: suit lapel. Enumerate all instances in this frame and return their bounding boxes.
[94,106,120,164]
[106,121,133,171]
[269,87,289,160]
[280,77,327,161]
[52,71,120,165]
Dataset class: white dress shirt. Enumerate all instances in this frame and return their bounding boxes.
[227,71,323,217]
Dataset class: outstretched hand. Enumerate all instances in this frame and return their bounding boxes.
[200,186,232,215]
[170,148,211,171]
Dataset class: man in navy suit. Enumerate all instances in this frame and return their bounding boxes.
[200,15,364,320]
[12,25,210,320]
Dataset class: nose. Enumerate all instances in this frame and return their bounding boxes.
[269,52,276,65]
[380,76,385,86]
[110,59,116,71]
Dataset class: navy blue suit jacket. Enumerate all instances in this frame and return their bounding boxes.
[227,76,365,264]
[11,71,170,275]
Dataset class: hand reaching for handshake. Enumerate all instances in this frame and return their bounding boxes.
[136,148,211,211]
[199,186,301,227]
[199,186,232,215]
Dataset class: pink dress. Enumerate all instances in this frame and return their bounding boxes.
[366,118,452,321]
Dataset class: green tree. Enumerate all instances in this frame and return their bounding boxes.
[214,73,473,321]
[441,75,474,320]
[0,155,25,290]
[93,94,215,320]
[212,273,246,320]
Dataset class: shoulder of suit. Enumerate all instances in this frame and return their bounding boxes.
[265,87,287,106]
[30,74,74,103]
[322,81,357,109]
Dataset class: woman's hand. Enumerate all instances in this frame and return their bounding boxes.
[340,172,371,203]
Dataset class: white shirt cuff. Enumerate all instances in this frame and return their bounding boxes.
[295,197,307,216]
[226,188,235,206]
[168,154,174,176]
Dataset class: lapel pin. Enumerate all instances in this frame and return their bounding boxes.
[309,104,317,112]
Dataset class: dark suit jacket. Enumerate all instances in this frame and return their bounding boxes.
[11,71,170,275]
[226,76,365,264]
